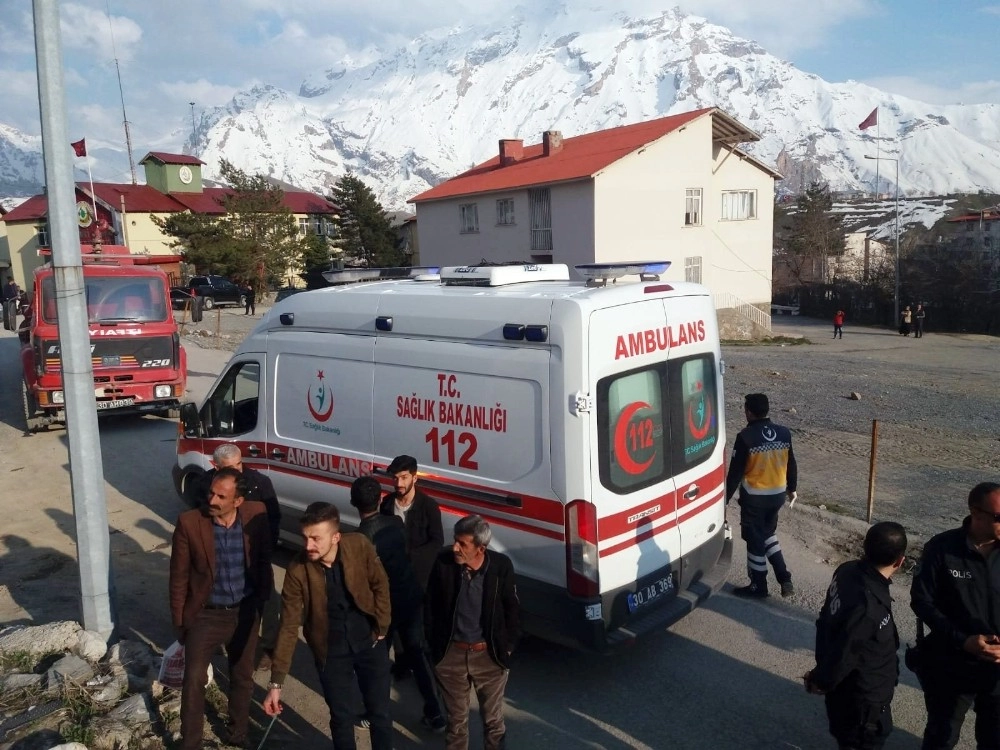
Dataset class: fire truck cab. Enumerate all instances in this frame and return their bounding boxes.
[21,246,187,431]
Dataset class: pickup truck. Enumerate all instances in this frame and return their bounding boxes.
[173,275,246,310]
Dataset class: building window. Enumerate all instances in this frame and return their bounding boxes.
[36,224,49,247]
[496,198,515,226]
[685,189,702,226]
[720,190,757,221]
[298,217,309,235]
[460,203,479,233]
[529,188,552,252]
[684,256,702,283]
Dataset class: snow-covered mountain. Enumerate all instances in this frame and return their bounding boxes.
[4,5,1000,209]
[0,124,44,197]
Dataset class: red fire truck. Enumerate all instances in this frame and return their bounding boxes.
[20,246,187,431]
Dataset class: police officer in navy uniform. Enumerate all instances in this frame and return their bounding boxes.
[910,481,1000,749]
[725,393,798,598]
[805,521,908,750]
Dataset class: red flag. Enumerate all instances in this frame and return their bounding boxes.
[858,108,878,130]
[71,138,87,157]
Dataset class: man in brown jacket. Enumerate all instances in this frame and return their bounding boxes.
[263,502,392,750]
[169,467,273,750]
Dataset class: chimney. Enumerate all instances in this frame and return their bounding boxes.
[543,130,563,156]
[498,139,523,166]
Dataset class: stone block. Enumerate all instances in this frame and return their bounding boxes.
[45,654,95,689]
[108,692,152,725]
[0,621,81,658]
[1,672,44,691]
[72,629,108,662]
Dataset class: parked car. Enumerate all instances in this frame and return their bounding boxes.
[274,286,306,303]
[174,275,246,310]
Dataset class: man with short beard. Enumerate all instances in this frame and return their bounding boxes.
[263,502,392,750]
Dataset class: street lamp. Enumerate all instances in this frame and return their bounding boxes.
[865,154,900,324]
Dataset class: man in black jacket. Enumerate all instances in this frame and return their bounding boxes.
[351,477,446,733]
[911,481,1000,749]
[380,454,444,592]
[425,514,520,750]
[805,521,907,749]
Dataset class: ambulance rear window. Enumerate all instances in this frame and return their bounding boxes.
[597,353,719,494]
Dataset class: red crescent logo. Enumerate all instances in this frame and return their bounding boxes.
[687,398,712,441]
[307,383,334,422]
[613,401,656,476]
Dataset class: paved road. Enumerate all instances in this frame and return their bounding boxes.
[0,327,981,748]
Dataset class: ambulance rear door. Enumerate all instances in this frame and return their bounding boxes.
[589,299,681,626]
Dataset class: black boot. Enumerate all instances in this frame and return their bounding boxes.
[733,572,769,598]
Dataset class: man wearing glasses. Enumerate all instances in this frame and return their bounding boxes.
[911,481,1000,749]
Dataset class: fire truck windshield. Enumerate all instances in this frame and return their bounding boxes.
[40,277,169,324]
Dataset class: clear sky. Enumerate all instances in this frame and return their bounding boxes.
[2,0,997,184]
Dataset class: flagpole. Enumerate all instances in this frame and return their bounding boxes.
[875,108,880,199]
[85,151,99,244]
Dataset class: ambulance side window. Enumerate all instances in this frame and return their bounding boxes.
[597,366,667,494]
[666,354,719,469]
[202,361,260,437]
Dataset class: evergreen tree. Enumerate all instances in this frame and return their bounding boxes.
[329,173,402,267]
[778,182,847,285]
[299,230,334,288]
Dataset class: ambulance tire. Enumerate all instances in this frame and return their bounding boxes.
[190,296,203,323]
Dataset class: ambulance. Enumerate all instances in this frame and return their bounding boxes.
[173,262,732,651]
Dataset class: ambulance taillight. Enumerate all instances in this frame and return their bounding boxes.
[565,500,599,597]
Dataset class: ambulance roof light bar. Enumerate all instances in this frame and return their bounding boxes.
[574,261,671,287]
[321,266,440,285]
[440,264,571,287]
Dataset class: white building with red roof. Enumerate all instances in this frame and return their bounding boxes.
[0,152,337,290]
[410,107,781,325]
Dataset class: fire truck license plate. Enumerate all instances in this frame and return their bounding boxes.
[627,575,674,612]
[96,398,135,410]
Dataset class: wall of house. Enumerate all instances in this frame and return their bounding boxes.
[4,223,45,291]
[592,116,775,305]
[122,212,179,256]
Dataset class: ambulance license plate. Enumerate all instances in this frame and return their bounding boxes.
[96,398,135,410]
[627,575,674,612]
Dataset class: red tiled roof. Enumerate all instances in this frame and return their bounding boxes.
[281,191,338,214]
[410,108,713,203]
[2,194,49,222]
[948,212,1000,223]
[91,183,189,212]
[139,152,205,166]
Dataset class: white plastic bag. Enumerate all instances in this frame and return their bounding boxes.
[158,640,185,689]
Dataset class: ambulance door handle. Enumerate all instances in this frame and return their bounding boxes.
[246,444,261,458]
[682,485,700,500]
[270,448,286,460]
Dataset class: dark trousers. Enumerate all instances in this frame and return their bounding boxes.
[318,639,392,750]
[434,644,509,750]
[180,600,260,750]
[834,324,843,338]
[394,608,443,720]
[739,496,790,587]
[245,298,255,315]
[825,686,893,750]
[915,320,924,338]
[921,678,1000,749]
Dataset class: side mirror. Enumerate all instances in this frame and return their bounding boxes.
[179,401,202,437]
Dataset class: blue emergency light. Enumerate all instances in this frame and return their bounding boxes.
[575,261,671,285]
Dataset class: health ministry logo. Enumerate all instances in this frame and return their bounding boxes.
[306,370,334,422]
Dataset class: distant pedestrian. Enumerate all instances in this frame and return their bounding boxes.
[3,276,19,331]
[910,482,1000,749]
[425,515,520,750]
[244,284,256,315]
[725,393,797,598]
[169,468,273,750]
[914,304,926,338]
[264,502,392,750]
[899,306,912,336]
[352,476,446,733]
[805,521,908,750]
[833,310,845,339]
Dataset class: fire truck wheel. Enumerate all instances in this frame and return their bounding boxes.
[22,381,42,434]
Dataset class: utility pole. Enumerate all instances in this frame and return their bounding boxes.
[189,101,197,147]
[32,0,116,638]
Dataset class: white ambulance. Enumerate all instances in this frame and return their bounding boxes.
[173,262,731,651]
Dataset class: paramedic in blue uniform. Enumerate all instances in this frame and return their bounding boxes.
[910,481,1000,750]
[805,521,908,749]
[725,393,797,598]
